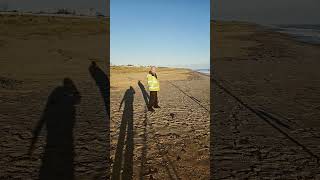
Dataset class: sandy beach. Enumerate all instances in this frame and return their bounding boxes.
[4,12,320,179]
[110,66,210,179]
[211,20,320,179]
[0,14,110,179]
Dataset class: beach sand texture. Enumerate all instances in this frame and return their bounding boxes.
[0,14,110,179]
[110,66,210,179]
[3,13,320,179]
[211,21,320,179]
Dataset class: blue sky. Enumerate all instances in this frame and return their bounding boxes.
[111,0,210,68]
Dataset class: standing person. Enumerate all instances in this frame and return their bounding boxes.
[147,66,160,112]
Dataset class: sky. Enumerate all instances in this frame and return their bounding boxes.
[212,0,320,24]
[0,0,108,15]
[111,0,210,68]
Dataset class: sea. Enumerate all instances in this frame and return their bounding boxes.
[169,65,210,75]
[268,24,320,45]
[195,68,210,75]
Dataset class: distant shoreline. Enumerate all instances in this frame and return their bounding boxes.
[110,65,210,77]
[194,70,210,77]
[0,11,109,19]
[111,65,199,71]
[212,20,320,46]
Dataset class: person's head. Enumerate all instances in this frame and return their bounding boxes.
[63,78,74,88]
[150,66,156,74]
[63,78,77,93]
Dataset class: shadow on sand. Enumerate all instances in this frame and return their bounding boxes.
[138,80,150,105]
[89,61,111,177]
[211,77,320,165]
[29,62,110,179]
[137,81,181,180]
[137,81,150,180]
[89,61,110,118]
[111,86,135,180]
[29,78,81,180]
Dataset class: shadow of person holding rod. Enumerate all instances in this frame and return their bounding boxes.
[89,61,111,177]
[137,80,150,179]
[111,86,135,180]
[137,80,181,179]
[138,80,150,106]
[89,61,110,118]
[29,78,81,180]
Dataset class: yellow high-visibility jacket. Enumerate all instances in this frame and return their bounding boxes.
[147,73,160,91]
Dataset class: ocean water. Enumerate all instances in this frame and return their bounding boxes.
[273,24,320,45]
[195,68,210,75]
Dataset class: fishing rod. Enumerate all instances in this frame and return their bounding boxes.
[167,81,210,112]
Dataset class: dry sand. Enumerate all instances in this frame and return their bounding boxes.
[211,20,320,179]
[0,14,110,179]
[5,13,318,180]
[110,66,210,179]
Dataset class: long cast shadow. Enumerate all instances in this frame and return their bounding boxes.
[88,61,110,177]
[89,61,110,118]
[111,86,135,180]
[137,80,149,179]
[29,78,81,180]
[138,80,149,105]
[137,81,180,180]
[212,77,320,163]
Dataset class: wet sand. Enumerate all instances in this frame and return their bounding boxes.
[110,66,210,179]
[211,21,320,179]
[0,14,110,179]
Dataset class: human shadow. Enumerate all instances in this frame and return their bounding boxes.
[29,78,81,180]
[137,82,180,179]
[137,81,150,180]
[88,61,111,177]
[111,86,135,180]
[89,61,110,118]
[138,80,149,106]
[211,77,320,164]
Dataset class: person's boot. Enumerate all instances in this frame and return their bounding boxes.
[148,107,155,112]
[153,105,161,108]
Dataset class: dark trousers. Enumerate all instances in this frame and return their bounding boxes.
[148,91,158,109]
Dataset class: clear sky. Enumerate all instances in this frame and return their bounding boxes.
[111,0,210,68]
[212,0,320,24]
